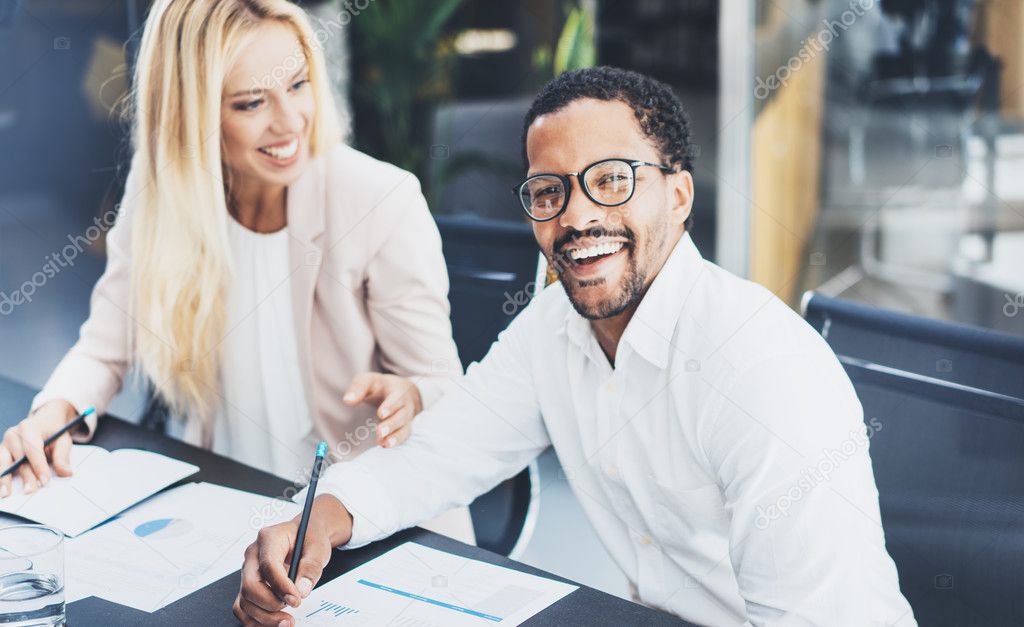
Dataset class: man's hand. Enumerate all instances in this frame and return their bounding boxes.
[234,495,353,627]
[343,373,423,448]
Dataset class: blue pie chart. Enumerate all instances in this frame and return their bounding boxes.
[134,518,194,539]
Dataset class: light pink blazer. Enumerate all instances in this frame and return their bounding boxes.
[31,143,464,455]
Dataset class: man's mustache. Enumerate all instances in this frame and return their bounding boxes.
[552,227,634,254]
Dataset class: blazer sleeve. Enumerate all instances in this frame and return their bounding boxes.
[29,158,142,439]
[362,175,463,408]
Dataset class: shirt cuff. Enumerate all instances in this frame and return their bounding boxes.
[317,459,402,549]
[30,390,100,442]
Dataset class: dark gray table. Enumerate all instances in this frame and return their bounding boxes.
[0,376,688,625]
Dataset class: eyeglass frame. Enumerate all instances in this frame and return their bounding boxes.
[513,157,676,222]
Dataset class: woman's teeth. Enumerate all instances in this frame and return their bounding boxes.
[568,241,624,261]
[258,138,299,160]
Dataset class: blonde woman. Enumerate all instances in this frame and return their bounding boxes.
[0,0,473,542]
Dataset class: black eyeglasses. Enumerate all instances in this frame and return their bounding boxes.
[513,158,675,222]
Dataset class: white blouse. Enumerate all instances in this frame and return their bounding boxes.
[212,218,318,482]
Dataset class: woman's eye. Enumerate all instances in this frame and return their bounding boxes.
[234,99,263,111]
[291,79,309,91]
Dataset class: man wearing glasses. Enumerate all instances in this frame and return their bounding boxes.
[235,67,915,626]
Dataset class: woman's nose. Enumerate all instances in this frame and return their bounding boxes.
[272,99,304,135]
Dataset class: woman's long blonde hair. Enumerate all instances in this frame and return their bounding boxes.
[127,0,340,442]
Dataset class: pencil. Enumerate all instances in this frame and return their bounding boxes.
[290,440,328,582]
[1,406,95,478]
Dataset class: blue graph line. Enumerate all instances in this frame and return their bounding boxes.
[306,599,360,618]
[356,579,502,622]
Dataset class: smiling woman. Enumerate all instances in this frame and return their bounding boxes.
[127,0,341,429]
[220,22,317,212]
[1,0,474,549]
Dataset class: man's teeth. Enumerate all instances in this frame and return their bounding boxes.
[258,138,298,160]
[568,241,624,261]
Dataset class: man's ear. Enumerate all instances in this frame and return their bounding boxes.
[668,169,694,227]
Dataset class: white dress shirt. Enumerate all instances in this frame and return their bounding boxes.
[318,232,916,626]
[212,219,318,482]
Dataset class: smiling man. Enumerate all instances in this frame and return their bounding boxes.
[235,67,916,627]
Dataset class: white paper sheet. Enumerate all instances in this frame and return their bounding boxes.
[0,445,198,537]
[65,481,300,612]
[287,542,578,626]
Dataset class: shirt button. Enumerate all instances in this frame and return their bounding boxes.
[605,465,619,478]
[606,381,617,394]
[639,534,653,546]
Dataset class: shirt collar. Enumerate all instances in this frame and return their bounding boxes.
[561,231,705,369]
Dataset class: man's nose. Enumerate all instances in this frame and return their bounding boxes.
[558,177,605,231]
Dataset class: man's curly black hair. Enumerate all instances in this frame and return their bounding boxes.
[521,66,695,231]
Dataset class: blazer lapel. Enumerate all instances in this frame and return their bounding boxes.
[286,158,325,420]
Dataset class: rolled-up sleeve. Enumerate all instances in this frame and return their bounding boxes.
[319,300,550,548]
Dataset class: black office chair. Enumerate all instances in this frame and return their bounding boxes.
[435,214,543,558]
[802,291,1024,627]
[435,215,542,367]
[0,0,23,27]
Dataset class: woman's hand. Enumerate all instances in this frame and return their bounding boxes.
[342,373,422,448]
[0,399,78,497]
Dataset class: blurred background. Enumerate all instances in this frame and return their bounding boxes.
[1,0,1022,602]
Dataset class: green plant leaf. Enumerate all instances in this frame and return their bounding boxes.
[554,6,595,75]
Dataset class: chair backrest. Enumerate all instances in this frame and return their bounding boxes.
[435,214,543,556]
[467,461,540,559]
[0,1,24,29]
[802,291,1024,627]
[435,215,541,366]
[427,98,530,223]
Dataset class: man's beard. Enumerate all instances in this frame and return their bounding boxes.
[550,225,650,320]
[566,253,645,320]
